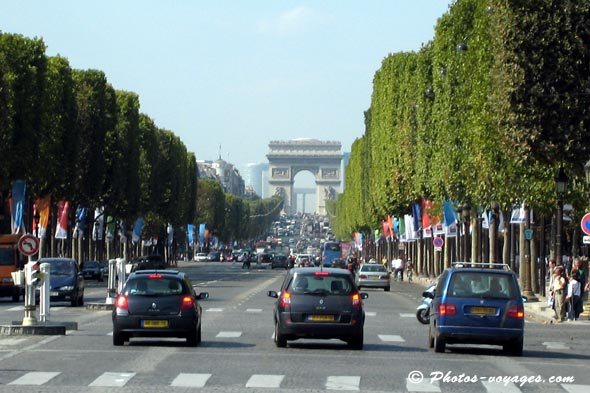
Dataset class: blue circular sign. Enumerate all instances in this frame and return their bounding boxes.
[581,213,590,236]
[433,237,444,248]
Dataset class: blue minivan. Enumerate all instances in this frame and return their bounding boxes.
[425,263,525,356]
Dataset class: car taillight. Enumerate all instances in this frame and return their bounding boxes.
[351,292,361,308]
[438,303,456,316]
[507,305,524,319]
[359,274,367,279]
[280,291,291,308]
[380,274,390,280]
[181,296,194,310]
[148,274,163,279]
[314,271,329,276]
[115,295,128,311]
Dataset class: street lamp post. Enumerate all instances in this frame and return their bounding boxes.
[462,203,470,263]
[555,167,568,267]
[585,159,590,212]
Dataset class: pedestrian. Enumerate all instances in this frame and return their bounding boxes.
[381,255,389,272]
[547,259,557,319]
[553,266,568,322]
[566,270,582,320]
[565,255,573,277]
[571,257,586,301]
[392,257,405,281]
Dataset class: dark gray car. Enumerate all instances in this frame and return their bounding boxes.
[112,270,209,346]
[267,268,367,349]
[38,257,85,306]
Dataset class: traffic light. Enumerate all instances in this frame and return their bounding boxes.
[25,261,42,286]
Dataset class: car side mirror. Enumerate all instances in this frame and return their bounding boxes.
[197,292,209,300]
[267,290,279,298]
[422,291,434,299]
[360,293,369,300]
[522,296,527,303]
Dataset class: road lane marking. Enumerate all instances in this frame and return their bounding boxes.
[171,373,211,387]
[206,308,224,312]
[246,374,284,388]
[399,313,415,318]
[365,311,377,317]
[542,341,569,349]
[216,331,242,338]
[482,381,521,393]
[9,371,60,385]
[378,334,405,342]
[246,308,263,312]
[406,378,441,392]
[326,376,360,390]
[89,372,135,387]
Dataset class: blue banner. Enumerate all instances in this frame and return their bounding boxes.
[132,216,144,243]
[199,223,206,245]
[443,201,457,227]
[187,224,195,246]
[11,180,26,234]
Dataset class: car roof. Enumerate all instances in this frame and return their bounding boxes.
[39,257,76,263]
[290,267,351,275]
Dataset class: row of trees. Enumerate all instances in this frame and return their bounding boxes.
[0,32,281,262]
[333,0,590,274]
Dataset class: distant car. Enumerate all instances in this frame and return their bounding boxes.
[267,268,367,349]
[271,255,289,269]
[81,260,104,281]
[355,264,390,291]
[331,258,347,269]
[426,263,525,356]
[258,253,272,263]
[128,255,167,273]
[112,269,209,346]
[207,251,221,261]
[38,257,85,306]
[194,253,208,262]
[99,261,109,277]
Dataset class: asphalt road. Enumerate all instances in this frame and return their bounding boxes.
[0,261,589,393]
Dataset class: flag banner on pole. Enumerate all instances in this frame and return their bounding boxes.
[73,206,87,239]
[92,207,105,241]
[34,194,51,238]
[482,210,490,229]
[167,223,174,245]
[405,214,417,241]
[10,180,26,234]
[105,216,115,241]
[187,224,195,246]
[510,204,525,224]
[55,201,70,239]
[412,203,421,231]
[445,223,458,238]
[443,200,457,227]
[132,217,144,243]
[199,224,206,246]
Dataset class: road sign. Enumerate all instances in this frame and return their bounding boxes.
[18,234,39,257]
[524,228,534,240]
[433,237,444,249]
[581,213,590,236]
[584,236,590,244]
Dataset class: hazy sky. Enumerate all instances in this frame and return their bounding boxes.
[1,1,452,176]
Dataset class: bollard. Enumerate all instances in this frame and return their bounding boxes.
[105,259,118,304]
[39,263,51,322]
[116,258,126,295]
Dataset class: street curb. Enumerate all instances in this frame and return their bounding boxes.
[1,320,78,335]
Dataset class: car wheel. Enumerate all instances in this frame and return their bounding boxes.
[274,321,287,348]
[78,293,84,306]
[347,331,364,350]
[384,286,390,292]
[113,331,125,346]
[12,293,20,302]
[186,328,199,347]
[503,337,523,356]
[434,334,445,353]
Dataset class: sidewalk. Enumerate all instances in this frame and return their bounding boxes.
[524,295,590,324]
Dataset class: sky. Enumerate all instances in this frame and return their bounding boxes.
[1,0,452,181]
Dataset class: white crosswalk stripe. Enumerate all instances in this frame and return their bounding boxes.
[482,380,521,393]
[378,334,405,342]
[88,372,135,387]
[171,373,211,387]
[8,371,60,385]
[406,377,441,392]
[216,331,242,338]
[326,376,361,390]
[245,374,284,388]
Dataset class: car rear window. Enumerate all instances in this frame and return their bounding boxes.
[125,277,185,296]
[448,272,515,299]
[362,265,386,272]
[288,274,353,295]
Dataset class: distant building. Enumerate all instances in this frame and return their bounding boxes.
[243,162,268,198]
[197,158,245,197]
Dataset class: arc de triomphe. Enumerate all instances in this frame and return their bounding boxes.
[267,139,342,215]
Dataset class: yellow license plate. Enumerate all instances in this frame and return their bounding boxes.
[309,315,334,321]
[470,307,495,315]
[142,320,169,328]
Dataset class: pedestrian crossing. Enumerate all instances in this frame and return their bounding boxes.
[1,370,588,391]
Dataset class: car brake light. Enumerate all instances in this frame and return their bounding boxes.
[351,292,361,308]
[380,274,390,280]
[507,305,524,319]
[359,274,367,279]
[148,274,163,279]
[438,303,456,316]
[181,296,194,310]
[314,271,329,276]
[115,295,128,311]
[280,291,291,308]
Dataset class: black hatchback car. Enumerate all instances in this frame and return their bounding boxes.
[267,268,368,349]
[112,270,209,346]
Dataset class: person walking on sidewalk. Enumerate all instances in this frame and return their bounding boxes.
[566,270,582,320]
[553,266,568,322]
[547,259,557,319]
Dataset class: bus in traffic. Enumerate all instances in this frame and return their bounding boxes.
[321,241,342,267]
